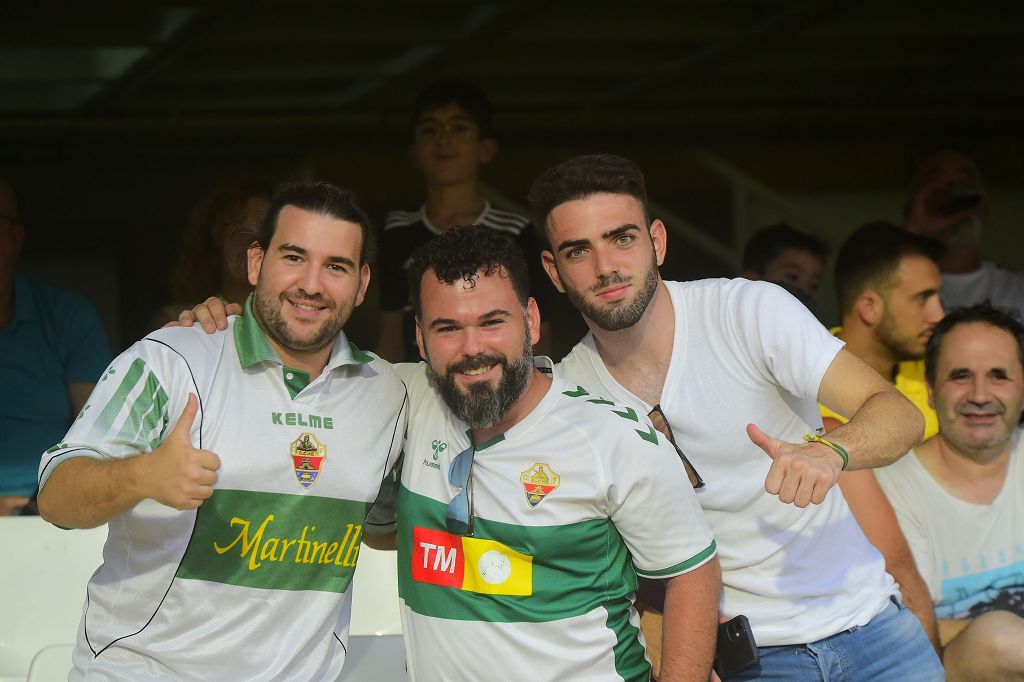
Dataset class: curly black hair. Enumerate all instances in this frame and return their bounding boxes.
[407,225,530,319]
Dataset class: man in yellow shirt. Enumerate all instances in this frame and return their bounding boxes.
[824,221,945,653]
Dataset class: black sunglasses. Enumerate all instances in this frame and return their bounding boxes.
[648,405,705,489]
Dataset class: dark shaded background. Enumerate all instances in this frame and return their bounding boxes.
[2,1,1022,357]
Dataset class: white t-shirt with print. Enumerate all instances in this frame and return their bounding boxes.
[876,431,1024,620]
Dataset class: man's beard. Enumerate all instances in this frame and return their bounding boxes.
[562,258,660,332]
[426,331,534,429]
[876,312,926,363]
[253,286,348,354]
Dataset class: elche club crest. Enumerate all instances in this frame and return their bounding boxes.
[520,463,560,508]
[290,432,326,488]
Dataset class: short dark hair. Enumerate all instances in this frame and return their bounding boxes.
[742,223,830,275]
[411,80,494,139]
[408,225,530,319]
[527,154,650,243]
[834,221,943,314]
[256,181,374,264]
[925,302,1024,385]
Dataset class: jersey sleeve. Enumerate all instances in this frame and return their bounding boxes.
[729,280,844,403]
[37,340,188,491]
[601,421,716,578]
[58,293,113,384]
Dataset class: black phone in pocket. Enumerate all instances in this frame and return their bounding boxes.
[713,614,759,678]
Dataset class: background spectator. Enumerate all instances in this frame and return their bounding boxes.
[823,220,946,651]
[904,149,1024,320]
[876,303,1024,679]
[741,222,830,311]
[150,177,272,328]
[0,178,110,515]
[375,80,553,362]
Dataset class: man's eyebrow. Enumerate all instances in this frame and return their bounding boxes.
[556,223,642,253]
[327,255,357,268]
[427,308,513,330]
[279,243,355,268]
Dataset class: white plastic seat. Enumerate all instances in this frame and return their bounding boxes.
[0,519,407,681]
[0,517,104,681]
[25,644,75,682]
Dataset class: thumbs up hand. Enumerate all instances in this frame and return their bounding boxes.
[746,423,842,508]
[144,394,222,510]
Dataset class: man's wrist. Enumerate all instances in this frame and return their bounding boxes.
[803,430,849,470]
[126,451,155,503]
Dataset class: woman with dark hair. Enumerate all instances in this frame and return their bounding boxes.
[151,178,272,329]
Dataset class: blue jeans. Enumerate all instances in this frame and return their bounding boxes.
[727,599,943,681]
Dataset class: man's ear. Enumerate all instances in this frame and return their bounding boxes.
[247,243,264,287]
[478,138,498,165]
[856,291,884,326]
[526,297,542,346]
[541,250,566,294]
[354,262,371,308]
[649,219,668,266]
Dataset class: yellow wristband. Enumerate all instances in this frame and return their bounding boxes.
[803,429,849,470]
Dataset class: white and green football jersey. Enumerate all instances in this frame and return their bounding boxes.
[392,359,715,681]
[38,300,407,680]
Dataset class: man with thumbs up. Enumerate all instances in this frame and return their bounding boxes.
[36,182,408,680]
[530,155,943,679]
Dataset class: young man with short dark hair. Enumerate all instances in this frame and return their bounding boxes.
[376,80,550,362]
[823,220,947,651]
[530,153,942,680]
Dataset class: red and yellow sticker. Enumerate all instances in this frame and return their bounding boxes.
[411,526,533,596]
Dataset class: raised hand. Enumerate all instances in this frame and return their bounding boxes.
[176,296,241,333]
[143,394,221,510]
[746,423,842,507]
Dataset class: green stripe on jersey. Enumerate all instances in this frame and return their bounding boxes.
[397,485,638,623]
[636,540,716,578]
[177,489,369,593]
[89,357,168,448]
[605,585,652,681]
